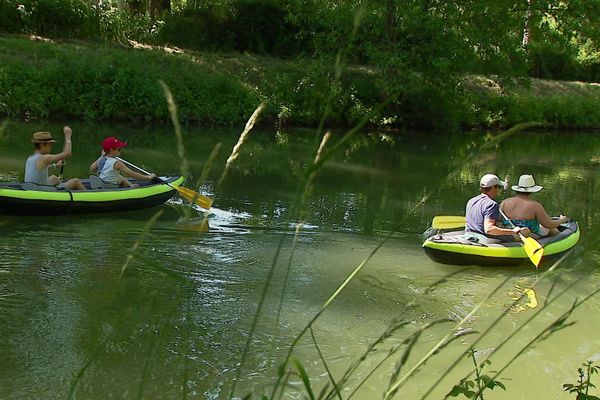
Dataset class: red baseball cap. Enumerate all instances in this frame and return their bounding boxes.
[102,136,128,152]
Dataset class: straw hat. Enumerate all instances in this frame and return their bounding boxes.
[512,174,543,193]
[31,131,57,143]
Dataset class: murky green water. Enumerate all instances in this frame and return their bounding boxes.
[0,121,599,399]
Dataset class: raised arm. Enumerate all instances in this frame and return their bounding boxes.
[54,125,73,160]
[535,202,567,229]
[38,126,73,168]
[115,161,155,181]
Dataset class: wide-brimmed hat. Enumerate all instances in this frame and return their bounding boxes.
[512,174,543,193]
[31,131,57,143]
[102,136,128,152]
[480,173,506,188]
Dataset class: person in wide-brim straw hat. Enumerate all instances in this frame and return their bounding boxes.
[31,131,57,143]
[24,126,86,190]
[500,174,568,237]
[511,174,544,193]
[464,173,530,244]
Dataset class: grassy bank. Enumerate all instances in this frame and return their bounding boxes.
[1,35,600,130]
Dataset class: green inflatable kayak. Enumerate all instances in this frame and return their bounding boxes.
[423,221,580,266]
[0,176,184,216]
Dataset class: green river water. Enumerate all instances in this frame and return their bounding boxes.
[0,121,599,400]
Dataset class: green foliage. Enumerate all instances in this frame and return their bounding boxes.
[159,0,317,56]
[2,36,600,129]
[563,361,600,400]
[2,0,600,85]
[0,0,158,42]
[0,37,259,124]
[447,348,506,399]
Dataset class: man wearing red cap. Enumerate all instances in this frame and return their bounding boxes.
[24,126,86,190]
[89,136,156,188]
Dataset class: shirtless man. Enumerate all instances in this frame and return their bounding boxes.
[500,174,567,236]
[24,126,86,190]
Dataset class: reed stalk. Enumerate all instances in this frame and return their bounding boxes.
[120,210,164,278]
[217,102,266,189]
[159,80,190,180]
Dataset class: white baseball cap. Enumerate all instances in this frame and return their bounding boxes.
[480,173,506,188]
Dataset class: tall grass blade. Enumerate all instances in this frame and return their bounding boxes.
[217,102,266,189]
[291,356,317,400]
[424,224,600,400]
[476,287,600,399]
[67,337,110,399]
[384,275,511,399]
[159,80,190,179]
[276,132,332,327]
[422,273,581,400]
[425,267,472,294]
[309,327,342,400]
[120,210,163,278]
[230,234,286,399]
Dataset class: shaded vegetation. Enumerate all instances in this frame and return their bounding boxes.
[2,35,600,129]
[2,0,600,129]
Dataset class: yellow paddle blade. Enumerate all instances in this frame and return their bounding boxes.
[432,215,466,230]
[174,186,213,210]
[524,288,538,308]
[521,235,544,268]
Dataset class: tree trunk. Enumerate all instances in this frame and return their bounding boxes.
[149,0,171,19]
[522,0,533,47]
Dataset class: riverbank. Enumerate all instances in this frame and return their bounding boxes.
[1,34,600,130]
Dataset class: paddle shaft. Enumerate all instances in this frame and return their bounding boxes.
[498,209,525,240]
[116,157,156,180]
[114,157,180,190]
[115,157,212,209]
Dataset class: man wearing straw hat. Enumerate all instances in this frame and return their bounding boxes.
[25,126,86,190]
[500,174,568,237]
[465,173,529,243]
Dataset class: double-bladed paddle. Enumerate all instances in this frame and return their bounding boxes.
[116,157,213,210]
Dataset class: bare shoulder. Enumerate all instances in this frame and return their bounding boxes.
[531,200,544,210]
[501,196,515,206]
[38,154,55,165]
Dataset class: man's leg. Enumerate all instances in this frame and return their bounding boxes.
[117,175,138,188]
[47,175,60,186]
[63,178,86,190]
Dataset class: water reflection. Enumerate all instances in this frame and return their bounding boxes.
[1,121,600,399]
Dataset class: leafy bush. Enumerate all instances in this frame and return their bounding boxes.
[0,37,260,124]
[159,8,233,51]
[0,0,25,33]
[527,40,580,81]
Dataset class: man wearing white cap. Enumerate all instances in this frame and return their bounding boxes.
[465,173,529,243]
[500,174,568,236]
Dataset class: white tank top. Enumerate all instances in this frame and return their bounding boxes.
[99,157,120,184]
[24,153,49,185]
